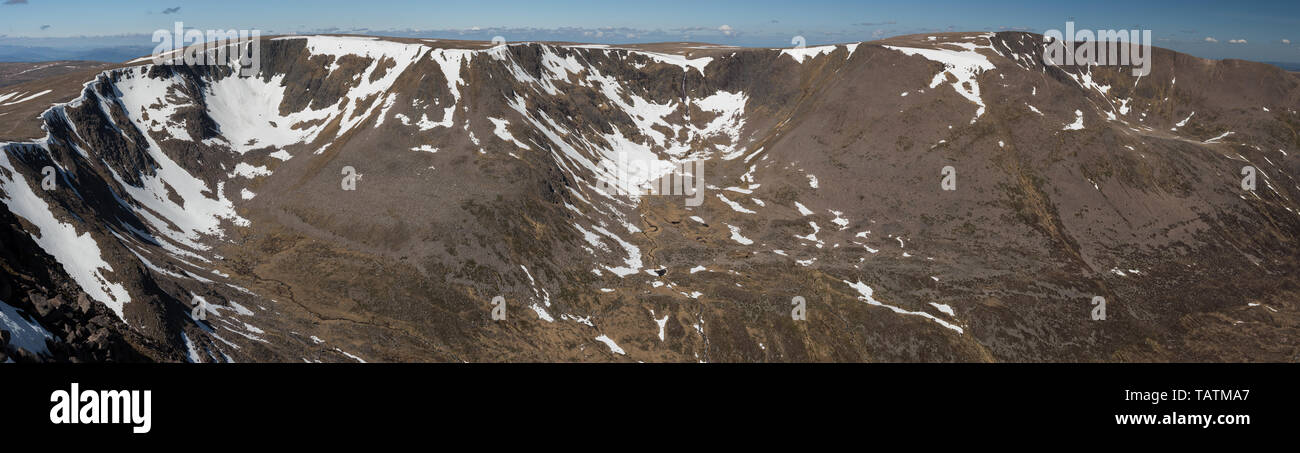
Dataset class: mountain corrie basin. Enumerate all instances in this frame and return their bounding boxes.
[0,32,1298,362]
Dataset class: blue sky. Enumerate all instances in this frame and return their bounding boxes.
[2,0,1299,63]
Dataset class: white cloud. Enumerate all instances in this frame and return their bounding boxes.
[1228,39,1247,44]
[1204,37,1218,43]
[1283,39,1291,44]
[718,24,734,36]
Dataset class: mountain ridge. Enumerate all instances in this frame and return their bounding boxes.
[1,31,1298,363]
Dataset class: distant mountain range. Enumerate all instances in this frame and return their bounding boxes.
[1264,61,1300,72]
[4,41,1300,75]
[0,45,154,63]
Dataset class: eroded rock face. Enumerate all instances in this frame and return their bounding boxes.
[1,32,1298,363]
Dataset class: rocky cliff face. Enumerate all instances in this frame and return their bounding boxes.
[1,32,1298,362]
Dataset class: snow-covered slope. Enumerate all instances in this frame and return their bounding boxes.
[2,32,1299,363]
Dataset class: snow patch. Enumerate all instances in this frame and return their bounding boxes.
[0,151,132,320]
[843,280,963,334]
[594,334,626,355]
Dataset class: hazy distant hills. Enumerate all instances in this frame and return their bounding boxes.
[0,45,154,63]
[1263,61,1300,72]
[2,39,1297,72]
